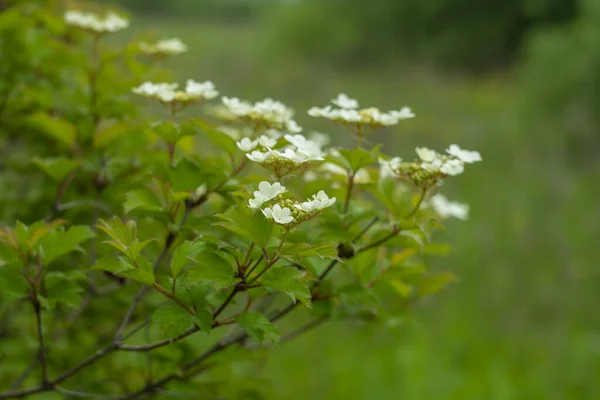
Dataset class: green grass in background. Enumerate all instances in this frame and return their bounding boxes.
[127,17,600,400]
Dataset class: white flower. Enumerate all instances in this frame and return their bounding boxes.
[275,148,307,163]
[222,97,253,116]
[294,201,317,213]
[248,181,286,208]
[140,38,187,55]
[246,150,271,162]
[389,107,415,120]
[332,93,359,109]
[430,194,469,220]
[415,147,438,162]
[379,157,402,178]
[421,158,443,171]
[257,135,277,148]
[284,134,310,149]
[311,190,336,210]
[286,120,303,133]
[264,129,283,139]
[339,109,361,123]
[446,144,482,164]
[132,81,178,102]
[297,145,324,161]
[303,171,319,182]
[64,11,128,33]
[308,132,330,147]
[308,106,332,118]
[262,204,294,224]
[185,80,219,99]
[440,159,464,176]
[236,138,258,152]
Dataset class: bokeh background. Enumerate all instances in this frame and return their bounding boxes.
[31,0,600,398]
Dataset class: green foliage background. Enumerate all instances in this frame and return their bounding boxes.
[1,0,600,399]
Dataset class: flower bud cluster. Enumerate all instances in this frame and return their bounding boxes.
[238,133,325,178]
[64,10,129,33]
[247,182,336,226]
[221,97,302,132]
[308,93,415,134]
[139,38,187,56]
[132,80,218,105]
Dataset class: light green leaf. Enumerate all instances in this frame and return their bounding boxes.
[214,206,272,248]
[193,308,214,332]
[337,147,378,172]
[28,112,76,148]
[97,217,137,246]
[236,311,280,343]
[153,121,197,145]
[123,189,163,214]
[152,305,195,338]
[38,226,95,265]
[277,242,340,268]
[171,240,206,278]
[259,265,312,307]
[187,251,238,290]
[0,268,28,301]
[418,272,457,297]
[33,157,79,182]
[91,255,154,285]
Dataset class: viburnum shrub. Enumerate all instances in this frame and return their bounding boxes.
[0,2,481,399]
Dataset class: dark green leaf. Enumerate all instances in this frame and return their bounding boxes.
[277,242,340,268]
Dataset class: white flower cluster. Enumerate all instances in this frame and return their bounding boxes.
[379,156,403,179]
[416,144,481,176]
[239,133,324,169]
[132,80,218,103]
[139,38,188,56]
[248,181,335,225]
[430,194,469,220]
[222,97,302,132]
[64,10,129,33]
[308,93,415,127]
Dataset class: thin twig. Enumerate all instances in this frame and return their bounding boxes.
[32,300,48,385]
[55,386,120,399]
[343,171,355,214]
[212,287,239,319]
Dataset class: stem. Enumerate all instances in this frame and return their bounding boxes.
[212,287,239,319]
[45,170,77,222]
[405,186,428,219]
[32,300,48,386]
[343,171,355,214]
[243,255,264,280]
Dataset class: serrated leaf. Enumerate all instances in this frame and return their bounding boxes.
[187,251,238,290]
[45,272,84,309]
[28,112,76,148]
[37,226,95,265]
[171,240,206,278]
[259,265,312,307]
[97,217,137,246]
[214,206,272,248]
[236,311,280,343]
[152,305,195,338]
[338,283,380,313]
[33,157,79,182]
[193,308,214,332]
[418,272,456,297]
[0,268,28,301]
[194,119,238,155]
[337,147,378,172]
[92,255,154,285]
[277,242,340,268]
[123,189,163,214]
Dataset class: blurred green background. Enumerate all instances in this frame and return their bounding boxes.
[108,0,599,398]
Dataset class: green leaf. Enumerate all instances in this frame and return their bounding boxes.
[187,251,238,290]
[123,189,163,214]
[38,226,95,265]
[92,255,154,285]
[27,112,76,148]
[45,272,84,309]
[418,272,457,297]
[214,206,272,248]
[171,241,206,278]
[169,157,207,193]
[97,217,137,246]
[236,311,280,343]
[153,121,196,145]
[337,147,378,172]
[33,157,79,182]
[94,121,148,148]
[0,267,28,301]
[193,308,214,332]
[194,119,238,155]
[259,265,312,307]
[152,305,195,338]
[277,242,340,268]
[338,283,380,313]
